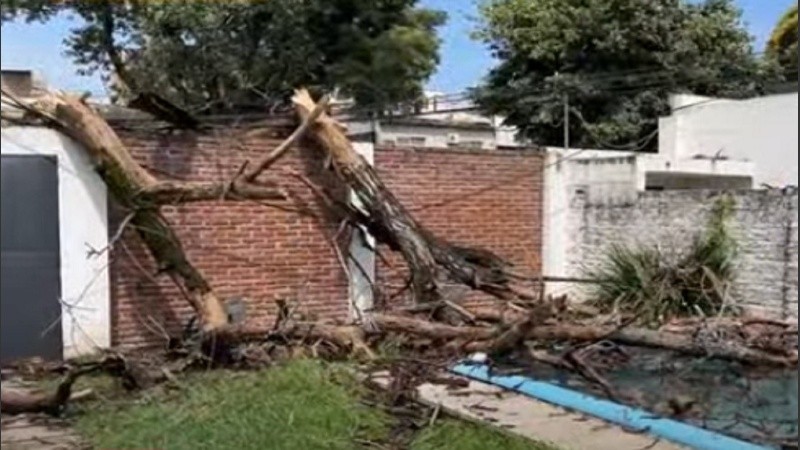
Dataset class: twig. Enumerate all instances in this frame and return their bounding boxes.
[86,211,136,259]
[443,300,477,324]
[564,351,620,401]
[220,161,249,200]
[636,438,662,450]
[428,403,442,427]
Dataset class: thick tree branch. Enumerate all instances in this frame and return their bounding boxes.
[242,94,331,182]
[98,0,199,128]
[292,88,534,304]
[142,180,286,204]
[4,90,227,330]
[371,314,797,366]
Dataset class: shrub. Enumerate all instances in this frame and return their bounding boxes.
[586,195,738,326]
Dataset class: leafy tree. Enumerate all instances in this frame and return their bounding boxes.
[1,0,446,112]
[767,4,798,78]
[473,0,777,148]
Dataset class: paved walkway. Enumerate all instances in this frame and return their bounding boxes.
[1,415,82,450]
[416,377,685,450]
[1,378,83,450]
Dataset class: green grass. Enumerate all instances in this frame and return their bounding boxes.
[411,419,556,450]
[73,359,555,450]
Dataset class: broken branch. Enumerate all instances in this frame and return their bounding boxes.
[141,180,285,204]
[242,94,331,182]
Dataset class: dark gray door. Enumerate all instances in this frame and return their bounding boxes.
[1,155,63,362]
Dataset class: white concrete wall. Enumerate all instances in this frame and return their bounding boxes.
[543,148,641,296]
[378,124,496,149]
[564,190,798,319]
[659,93,799,187]
[1,126,110,357]
[543,147,756,297]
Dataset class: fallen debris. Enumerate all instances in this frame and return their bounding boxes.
[1,84,796,450]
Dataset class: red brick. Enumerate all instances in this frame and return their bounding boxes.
[111,130,543,349]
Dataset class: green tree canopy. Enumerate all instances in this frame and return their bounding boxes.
[1,0,446,113]
[767,4,798,78]
[473,0,778,148]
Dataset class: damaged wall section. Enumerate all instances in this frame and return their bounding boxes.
[110,131,545,348]
[562,189,799,319]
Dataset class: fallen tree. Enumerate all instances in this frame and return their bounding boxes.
[2,85,796,426]
[368,314,797,366]
[292,89,535,306]
[211,310,798,367]
[0,370,89,416]
[0,88,327,332]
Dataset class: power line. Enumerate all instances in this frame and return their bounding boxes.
[333,65,796,123]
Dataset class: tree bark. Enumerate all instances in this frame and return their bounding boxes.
[0,368,93,416]
[367,314,796,366]
[292,89,530,305]
[142,180,285,204]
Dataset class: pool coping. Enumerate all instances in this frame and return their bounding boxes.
[451,363,775,450]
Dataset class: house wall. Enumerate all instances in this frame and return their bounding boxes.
[378,124,497,150]
[111,132,544,348]
[562,189,798,319]
[1,126,111,357]
[659,93,799,188]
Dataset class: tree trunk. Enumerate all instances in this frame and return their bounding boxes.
[292,89,529,305]
[0,368,92,416]
[526,324,797,366]
[368,314,796,366]
[131,210,229,329]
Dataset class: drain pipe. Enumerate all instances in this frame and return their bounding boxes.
[451,363,773,450]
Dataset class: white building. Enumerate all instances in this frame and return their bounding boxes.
[542,147,755,294]
[1,70,111,360]
[659,93,798,188]
[343,91,521,150]
[543,91,798,295]
[347,115,516,150]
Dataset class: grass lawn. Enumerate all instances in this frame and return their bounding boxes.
[71,359,555,450]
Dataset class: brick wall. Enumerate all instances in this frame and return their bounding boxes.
[112,129,349,348]
[375,146,544,308]
[564,190,798,319]
[110,131,544,348]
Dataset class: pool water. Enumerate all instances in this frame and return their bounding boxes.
[497,346,798,448]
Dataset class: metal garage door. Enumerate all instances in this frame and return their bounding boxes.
[1,155,63,363]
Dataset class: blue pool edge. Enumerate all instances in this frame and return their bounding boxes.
[450,363,775,450]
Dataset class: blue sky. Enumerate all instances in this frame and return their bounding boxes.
[1,0,795,96]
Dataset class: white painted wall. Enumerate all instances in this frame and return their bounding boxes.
[378,124,496,149]
[659,93,799,188]
[349,142,376,319]
[1,126,110,357]
[542,147,755,297]
[542,148,640,297]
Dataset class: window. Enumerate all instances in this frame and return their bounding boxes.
[448,140,483,149]
[396,136,427,146]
